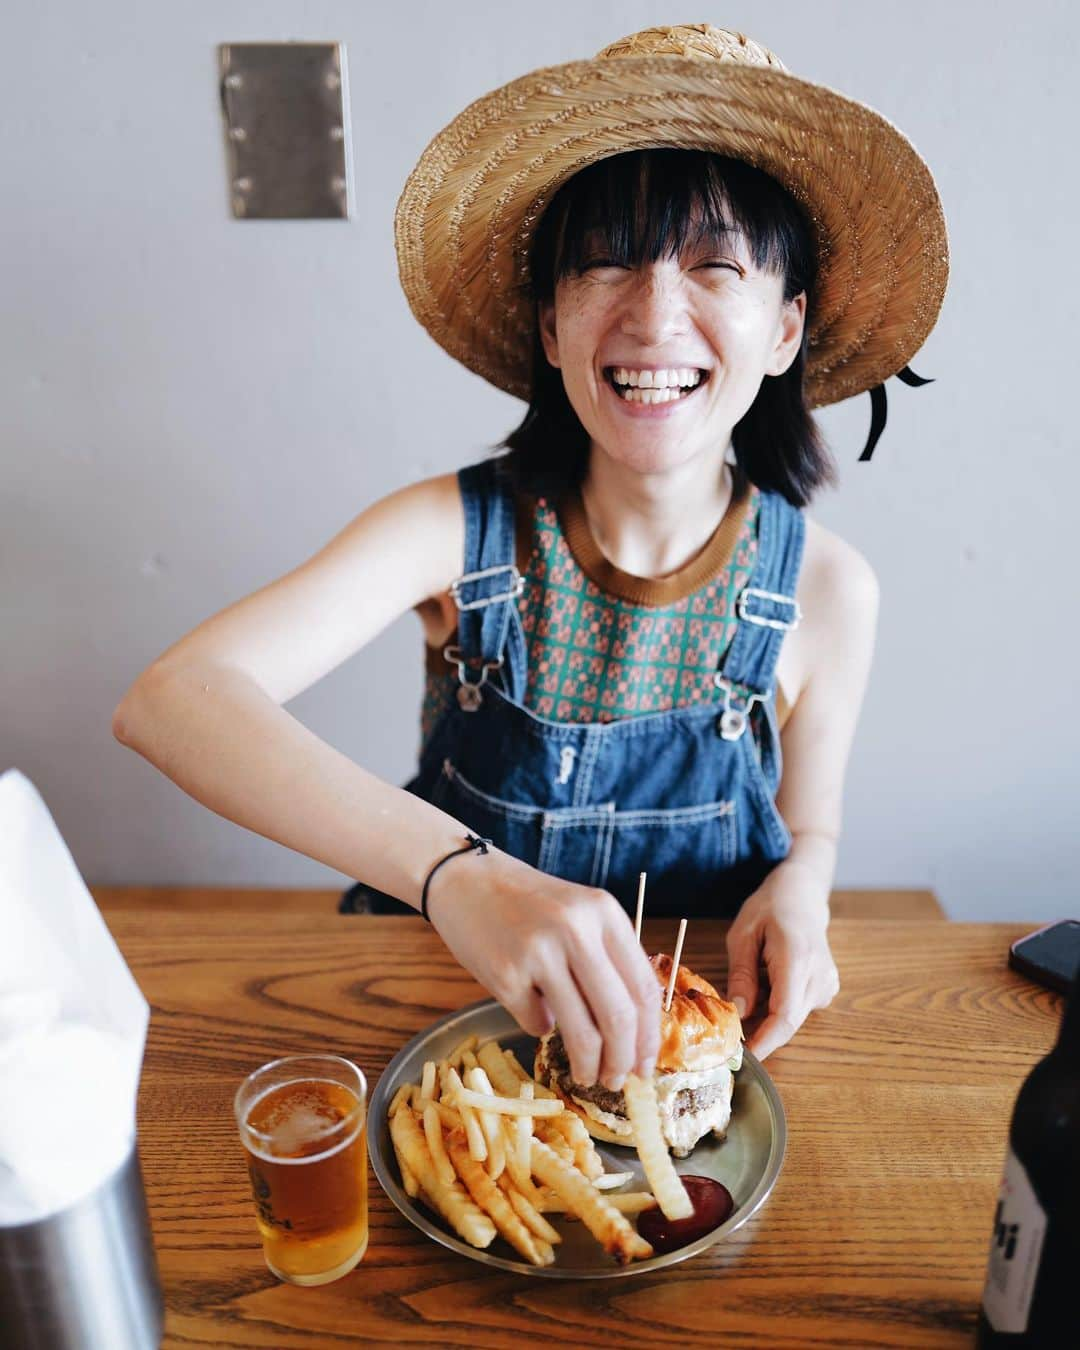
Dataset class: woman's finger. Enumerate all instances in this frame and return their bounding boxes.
[569,942,642,1090]
[725,920,762,1022]
[745,955,815,1058]
[745,941,804,1060]
[534,950,604,1087]
[745,1002,803,1061]
[603,921,660,1079]
[505,984,555,1040]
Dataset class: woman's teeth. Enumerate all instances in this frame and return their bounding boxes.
[608,367,706,404]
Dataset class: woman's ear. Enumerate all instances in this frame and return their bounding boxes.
[538,298,561,369]
[765,291,807,378]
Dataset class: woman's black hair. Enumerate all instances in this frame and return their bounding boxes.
[493,149,834,507]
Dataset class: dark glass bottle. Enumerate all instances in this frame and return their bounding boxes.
[975,966,1080,1346]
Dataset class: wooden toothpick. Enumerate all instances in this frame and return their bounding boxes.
[634,872,647,943]
[664,919,688,1012]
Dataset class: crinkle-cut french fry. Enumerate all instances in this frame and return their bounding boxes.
[389,1107,495,1249]
[422,1103,456,1189]
[459,1101,488,1163]
[476,1041,522,1096]
[530,1138,652,1265]
[593,1171,634,1190]
[608,1192,659,1215]
[446,1132,552,1266]
[502,1046,529,1081]
[536,1124,575,1165]
[391,1134,420,1198]
[500,1121,545,1205]
[447,1067,487,1162]
[503,1048,558,1098]
[515,1083,533,1173]
[463,1067,506,1179]
[623,1073,692,1221]
[428,1099,461,1131]
[483,1120,506,1179]
[549,1110,603,1180]
[447,1034,479,1070]
[497,1174,561,1245]
[463,1064,496,1099]
[540,1190,656,1215]
[535,1187,577,1214]
[420,1060,436,1102]
[388,1083,413,1117]
[454,1086,562,1117]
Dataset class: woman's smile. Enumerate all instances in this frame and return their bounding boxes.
[601,365,712,417]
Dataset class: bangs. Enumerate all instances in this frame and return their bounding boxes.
[531,149,816,306]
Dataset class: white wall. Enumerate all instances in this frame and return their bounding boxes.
[3,1,1077,919]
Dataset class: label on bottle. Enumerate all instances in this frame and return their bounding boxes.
[980,1146,1047,1333]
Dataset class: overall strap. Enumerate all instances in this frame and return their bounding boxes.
[715,490,805,741]
[448,457,526,708]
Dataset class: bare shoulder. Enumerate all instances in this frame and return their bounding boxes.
[779,517,879,705]
[800,516,880,621]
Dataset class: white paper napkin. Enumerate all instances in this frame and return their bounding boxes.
[0,769,149,1225]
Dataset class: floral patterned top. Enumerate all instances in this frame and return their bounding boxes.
[421,479,790,749]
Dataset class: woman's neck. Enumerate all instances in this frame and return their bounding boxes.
[579,444,734,579]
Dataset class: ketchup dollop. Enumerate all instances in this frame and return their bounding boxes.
[636,1175,734,1254]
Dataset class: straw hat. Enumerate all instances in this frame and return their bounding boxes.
[395,23,948,411]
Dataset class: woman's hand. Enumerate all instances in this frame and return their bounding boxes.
[724,861,839,1060]
[425,848,660,1092]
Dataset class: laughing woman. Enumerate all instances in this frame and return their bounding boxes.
[113,26,947,1093]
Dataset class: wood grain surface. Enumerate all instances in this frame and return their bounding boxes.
[98,899,1058,1349]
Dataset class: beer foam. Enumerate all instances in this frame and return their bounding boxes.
[243,1078,364,1165]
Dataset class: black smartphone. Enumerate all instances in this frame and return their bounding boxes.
[1008,920,1080,995]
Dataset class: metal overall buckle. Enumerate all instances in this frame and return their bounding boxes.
[714,675,769,742]
[443,645,503,712]
[445,564,521,710]
[449,564,525,612]
[736,587,802,632]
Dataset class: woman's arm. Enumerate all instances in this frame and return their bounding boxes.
[113,473,470,899]
[112,471,659,1089]
[725,521,880,1058]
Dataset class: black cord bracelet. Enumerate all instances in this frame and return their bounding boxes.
[420,833,493,922]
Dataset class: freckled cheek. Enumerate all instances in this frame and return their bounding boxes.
[557,316,608,391]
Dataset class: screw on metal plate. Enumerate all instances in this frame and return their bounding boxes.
[219,42,352,219]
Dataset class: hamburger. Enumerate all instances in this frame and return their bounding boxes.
[534,954,743,1158]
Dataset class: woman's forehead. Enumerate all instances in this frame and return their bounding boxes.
[579,217,749,255]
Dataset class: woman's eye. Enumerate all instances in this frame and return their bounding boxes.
[697,260,742,274]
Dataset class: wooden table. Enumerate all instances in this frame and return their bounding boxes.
[95,891,1058,1348]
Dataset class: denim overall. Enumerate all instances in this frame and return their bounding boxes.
[344,456,804,918]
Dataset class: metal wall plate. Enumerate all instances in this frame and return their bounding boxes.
[219,42,352,219]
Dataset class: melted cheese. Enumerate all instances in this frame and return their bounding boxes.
[660,1091,733,1153]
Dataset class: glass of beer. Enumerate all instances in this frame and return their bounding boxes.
[234,1054,368,1285]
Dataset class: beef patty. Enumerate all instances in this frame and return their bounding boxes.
[541,1031,726,1120]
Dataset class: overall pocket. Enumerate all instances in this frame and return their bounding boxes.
[601,799,738,915]
[429,759,547,870]
[430,759,615,887]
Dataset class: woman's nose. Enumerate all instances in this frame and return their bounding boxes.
[618,265,690,342]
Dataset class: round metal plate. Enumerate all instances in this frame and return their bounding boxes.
[369,999,786,1277]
